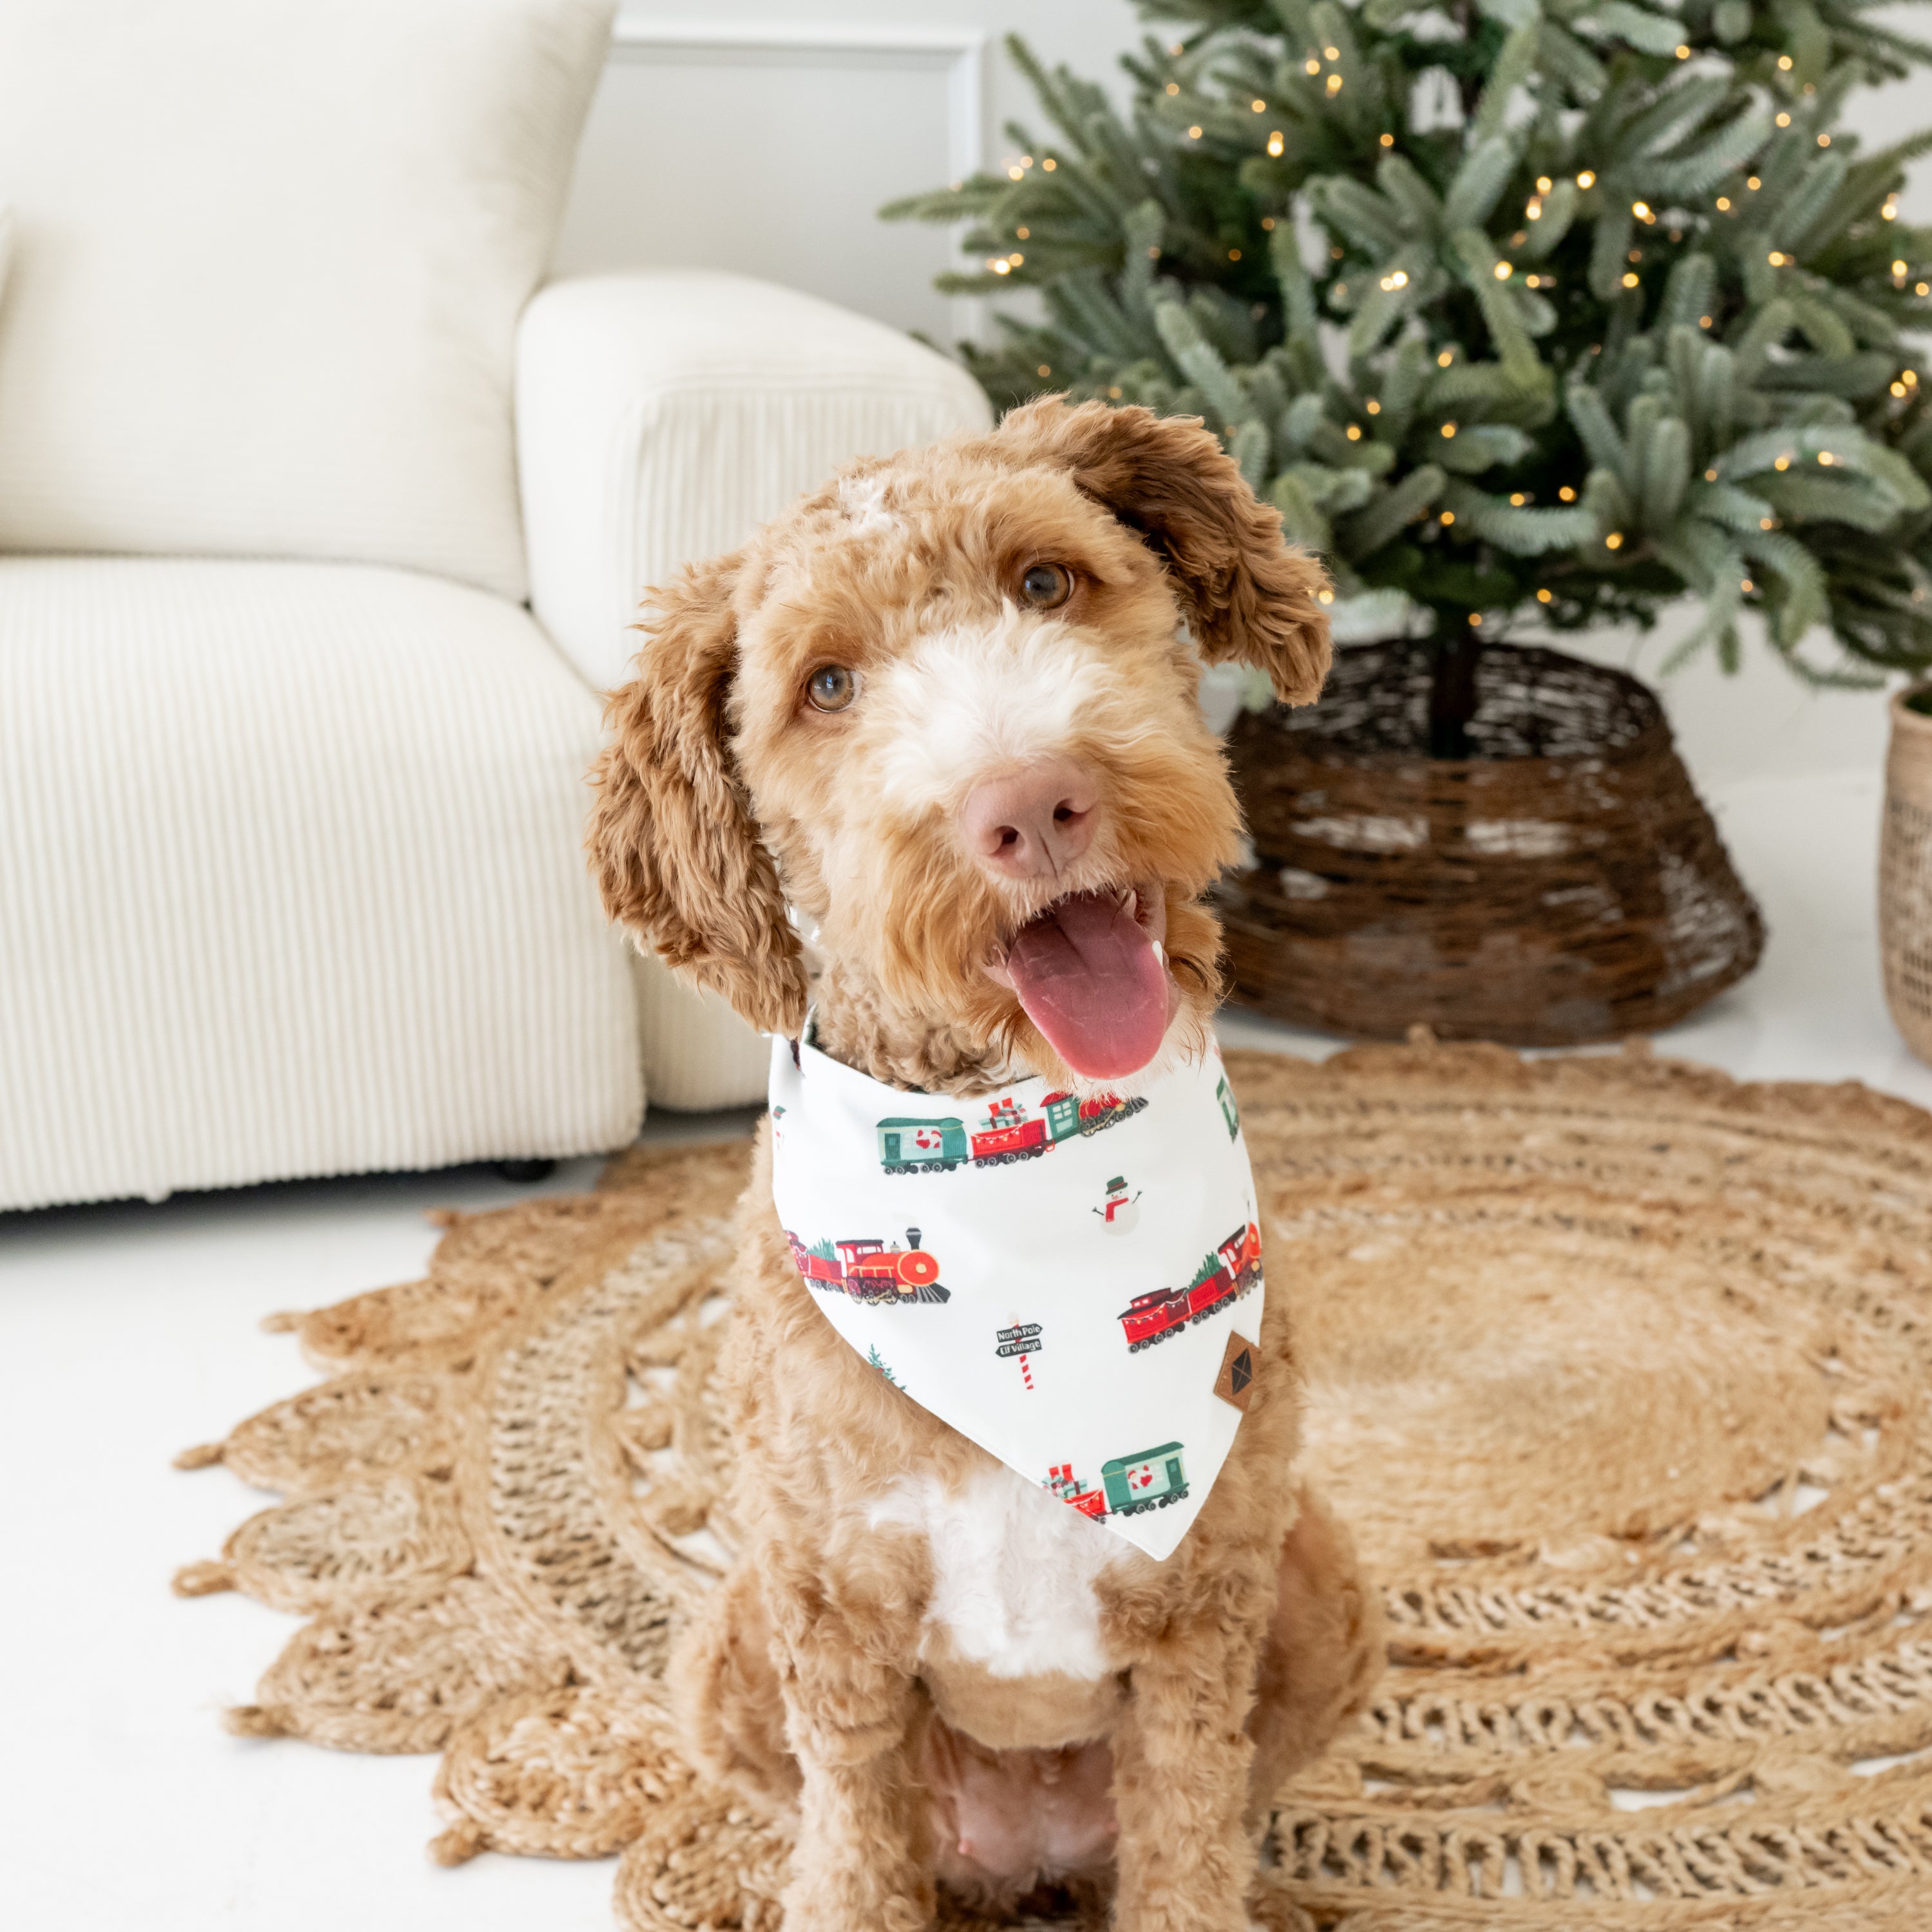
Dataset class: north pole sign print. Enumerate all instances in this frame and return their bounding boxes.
[996,1321,1042,1392]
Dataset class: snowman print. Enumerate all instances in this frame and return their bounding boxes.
[1094,1175,1141,1236]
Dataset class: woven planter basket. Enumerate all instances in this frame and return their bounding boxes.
[1216,639,1765,1046]
[1881,685,1932,1066]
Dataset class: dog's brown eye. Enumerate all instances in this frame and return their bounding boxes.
[1019,562,1073,609]
[806,664,857,713]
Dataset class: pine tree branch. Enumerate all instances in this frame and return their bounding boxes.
[887,0,1932,670]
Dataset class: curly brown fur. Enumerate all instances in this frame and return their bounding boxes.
[594,398,1381,1930]
[991,398,1331,705]
[587,553,809,1036]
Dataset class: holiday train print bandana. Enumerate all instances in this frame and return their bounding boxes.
[768,1029,1265,1560]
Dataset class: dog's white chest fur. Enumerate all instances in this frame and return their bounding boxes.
[869,1463,1126,1680]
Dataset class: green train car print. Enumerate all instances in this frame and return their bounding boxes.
[1101,1442,1189,1516]
[876,1116,968,1172]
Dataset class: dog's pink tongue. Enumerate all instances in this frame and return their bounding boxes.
[1004,891,1168,1079]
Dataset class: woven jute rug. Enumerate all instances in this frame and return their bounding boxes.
[175,1041,1932,1930]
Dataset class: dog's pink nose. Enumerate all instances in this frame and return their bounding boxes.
[961,759,1097,879]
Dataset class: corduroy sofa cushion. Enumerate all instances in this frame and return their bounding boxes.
[0,556,642,1209]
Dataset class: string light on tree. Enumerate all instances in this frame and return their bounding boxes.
[884,8,1932,697]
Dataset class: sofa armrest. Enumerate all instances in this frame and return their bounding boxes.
[515,269,993,692]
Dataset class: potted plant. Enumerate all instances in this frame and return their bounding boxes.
[886,0,1932,1045]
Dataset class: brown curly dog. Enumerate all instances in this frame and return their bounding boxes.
[588,397,1383,1931]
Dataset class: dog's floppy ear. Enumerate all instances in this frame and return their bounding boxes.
[588,554,808,1037]
[998,395,1332,703]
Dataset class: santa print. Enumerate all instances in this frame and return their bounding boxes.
[1101,1442,1190,1517]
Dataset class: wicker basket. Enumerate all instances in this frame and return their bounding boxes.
[1216,639,1765,1046]
[1880,685,1932,1066]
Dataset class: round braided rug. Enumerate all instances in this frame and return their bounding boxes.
[175,1042,1932,1930]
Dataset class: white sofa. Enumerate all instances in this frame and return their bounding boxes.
[0,0,989,1212]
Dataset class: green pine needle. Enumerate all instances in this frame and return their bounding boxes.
[881,1,1932,665]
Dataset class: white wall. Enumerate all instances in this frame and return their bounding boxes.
[557,5,1932,788]
[557,3,1148,340]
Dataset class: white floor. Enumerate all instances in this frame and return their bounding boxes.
[1,769,1924,1931]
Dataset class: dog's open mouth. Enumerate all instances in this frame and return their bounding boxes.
[987,886,1173,1081]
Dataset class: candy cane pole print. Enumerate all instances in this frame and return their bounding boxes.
[996,1317,1043,1390]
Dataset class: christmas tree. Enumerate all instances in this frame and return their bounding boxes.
[884,0,1932,751]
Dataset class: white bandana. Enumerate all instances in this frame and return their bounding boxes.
[768,1029,1265,1560]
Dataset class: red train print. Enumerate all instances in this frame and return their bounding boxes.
[971,1097,1047,1164]
[784,1228,950,1305]
[1219,1219,1264,1285]
[969,1092,1150,1164]
[879,1090,1149,1175]
[1116,1220,1263,1352]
